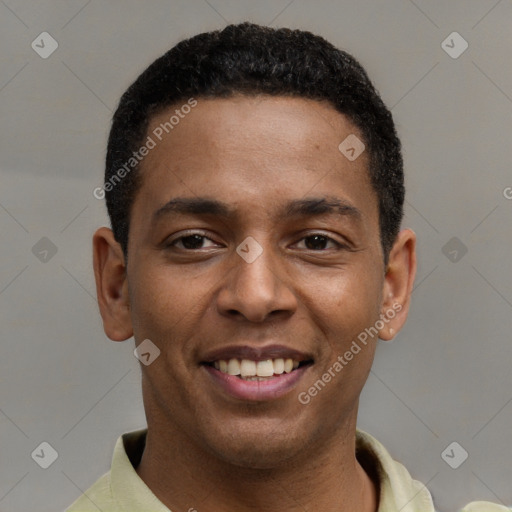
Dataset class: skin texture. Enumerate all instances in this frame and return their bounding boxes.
[93,95,416,512]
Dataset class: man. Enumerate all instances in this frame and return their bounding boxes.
[69,22,505,512]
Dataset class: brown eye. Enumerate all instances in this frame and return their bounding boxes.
[176,234,207,250]
[296,234,341,251]
[166,231,219,250]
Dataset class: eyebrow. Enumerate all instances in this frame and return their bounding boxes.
[152,196,362,224]
[284,197,362,220]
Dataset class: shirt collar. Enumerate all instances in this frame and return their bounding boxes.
[110,428,435,512]
[110,428,170,511]
[355,429,435,511]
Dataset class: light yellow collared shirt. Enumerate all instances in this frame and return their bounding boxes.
[66,428,508,512]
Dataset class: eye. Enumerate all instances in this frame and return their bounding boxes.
[166,232,219,250]
[165,231,346,252]
[294,233,343,251]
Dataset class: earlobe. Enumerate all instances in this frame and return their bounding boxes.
[92,227,133,341]
[378,229,417,341]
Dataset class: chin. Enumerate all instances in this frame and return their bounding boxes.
[216,442,301,470]
[200,420,311,469]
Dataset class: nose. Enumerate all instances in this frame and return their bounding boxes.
[216,239,297,323]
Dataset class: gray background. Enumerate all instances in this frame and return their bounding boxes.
[1,1,511,511]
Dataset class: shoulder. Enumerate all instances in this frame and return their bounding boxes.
[458,503,511,512]
[65,471,119,512]
[355,429,510,512]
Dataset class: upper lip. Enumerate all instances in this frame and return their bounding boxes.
[201,344,313,363]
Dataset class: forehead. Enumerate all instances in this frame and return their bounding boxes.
[134,95,377,226]
[146,95,365,167]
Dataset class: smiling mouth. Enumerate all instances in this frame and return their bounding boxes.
[205,358,313,381]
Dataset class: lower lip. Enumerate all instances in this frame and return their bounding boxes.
[203,364,310,402]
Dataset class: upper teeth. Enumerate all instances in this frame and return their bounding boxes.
[213,358,300,377]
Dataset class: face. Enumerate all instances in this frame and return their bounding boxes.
[94,95,416,468]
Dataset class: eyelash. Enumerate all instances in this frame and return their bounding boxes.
[166,231,345,251]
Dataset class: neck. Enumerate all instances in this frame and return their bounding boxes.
[135,417,378,512]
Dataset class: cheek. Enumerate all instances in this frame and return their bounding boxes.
[312,265,382,329]
[129,266,202,407]
[129,264,206,335]
[305,265,383,369]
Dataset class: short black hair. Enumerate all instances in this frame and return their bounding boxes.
[104,22,404,264]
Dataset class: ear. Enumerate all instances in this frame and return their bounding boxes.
[378,229,417,341]
[92,227,133,341]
